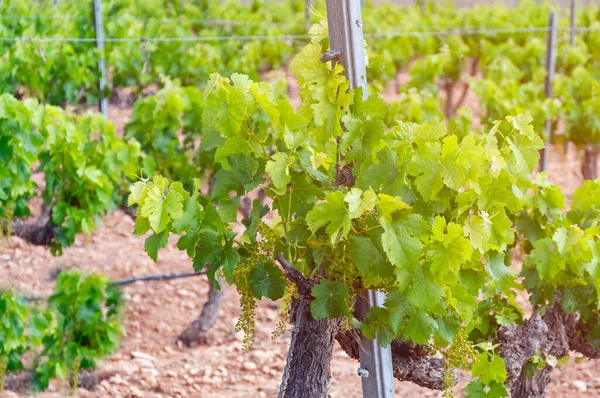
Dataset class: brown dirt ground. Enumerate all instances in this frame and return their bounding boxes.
[2,75,600,398]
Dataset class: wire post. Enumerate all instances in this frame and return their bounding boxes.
[570,0,577,46]
[93,0,109,119]
[540,11,557,172]
[324,1,394,397]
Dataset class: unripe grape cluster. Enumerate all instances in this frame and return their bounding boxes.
[439,329,476,398]
[234,222,281,351]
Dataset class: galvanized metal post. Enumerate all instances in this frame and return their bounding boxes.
[355,291,395,397]
[570,0,577,46]
[324,1,395,397]
[540,12,557,172]
[93,0,109,119]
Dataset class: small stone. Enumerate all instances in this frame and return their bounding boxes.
[131,351,156,362]
[143,375,159,389]
[129,386,144,397]
[135,358,155,369]
[141,367,159,377]
[573,380,588,392]
[216,366,229,377]
[243,361,258,371]
[109,373,126,385]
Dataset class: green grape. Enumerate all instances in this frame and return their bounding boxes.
[233,260,258,352]
[441,329,477,398]
[272,284,298,340]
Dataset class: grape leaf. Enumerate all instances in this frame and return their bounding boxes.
[310,280,350,320]
[472,353,508,384]
[249,261,286,300]
[530,238,566,280]
[403,312,437,345]
[427,216,473,282]
[266,152,291,195]
[306,192,351,245]
[349,235,394,288]
[361,307,395,347]
[407,266,443,312]
[144,231,169,262]
[380,212,428,273]
[173,198,204,257]
[212,154,265,199]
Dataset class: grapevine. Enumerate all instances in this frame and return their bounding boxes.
[128,17,600,396]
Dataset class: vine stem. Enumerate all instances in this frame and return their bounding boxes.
[277,298,305,398]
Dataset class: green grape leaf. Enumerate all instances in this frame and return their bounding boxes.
[213,85,249,138]
[409,141,444,200]
[266,152,292,195]
[359,147,405,197]
[530,238,566,280]
[377,194,409,221]
[242,199,270,243]
[466,213,493,253]
[408,266,443,312]
[345,188,377,219]
[139,179,188,233]
[306,192,351,245]
[349,235,394,288]
[403,312,437,345]
[428,216,473,282]
[249,261,286,300]
[274,173,323,221]
[310,280,350,320]
[193,231,239,285]
[144,231,169,262]
[384,288,415,334]
[212,154,265,199]
[381,212,428,273]
[472,353,508,384]
[361,307,395,347]
[290,42,333,88]
[464,380,487,398]
[217,198,240,223]
[436,316,460,343]
[173,199,204,257]
[507,114,535,139]
[486,251,513,283]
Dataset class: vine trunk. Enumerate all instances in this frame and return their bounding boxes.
[283,300,342,398]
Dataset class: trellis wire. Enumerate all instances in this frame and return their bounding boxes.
[0,14,287,26]
[22,270,209,302]
[3,25,599,44]
[0,34,311,43]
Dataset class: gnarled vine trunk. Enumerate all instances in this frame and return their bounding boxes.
[283,300,342,398]
[499,304,600,398]
[582,143,599,181]
[336,329,448,390]
[178,278,225,347]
